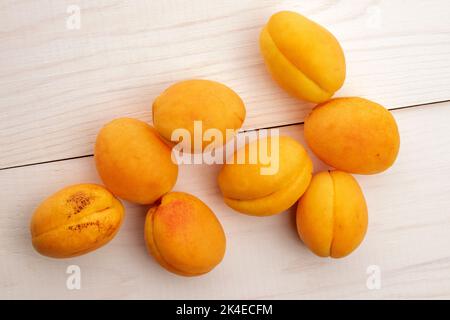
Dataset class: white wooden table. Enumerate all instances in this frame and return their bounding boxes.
[1,0,450,299]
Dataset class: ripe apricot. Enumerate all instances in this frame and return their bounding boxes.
[304,97,400,174]
[153,79,246,153]
[218,136,313,216]
[30,184,124,258]
[297,171,368,258]
[145,192,226,276]
[95,118,178,204]
[259,11,346,103]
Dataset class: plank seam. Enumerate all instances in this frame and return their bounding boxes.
[1,98,450,171]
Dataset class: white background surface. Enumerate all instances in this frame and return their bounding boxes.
[1,0,450,299]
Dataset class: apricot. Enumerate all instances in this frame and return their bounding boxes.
[95,118,178,204]
[152,79,246,153]
[145,192,226,276]
[259,11,346,103]
[304,97,400,174]
[30,184,124,258]
[297,171,368,258]
[218,136,313,216]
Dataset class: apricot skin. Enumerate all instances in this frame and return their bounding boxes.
[296,171,368,258]
[145,192,226,276]
[304,97,400,174]
[218,136,313,216]
[30,184,124,258]
[95,118,178,205]
[153,79,246,152]
[259,11,346,103]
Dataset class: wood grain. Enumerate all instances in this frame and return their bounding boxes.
[1,0,450,168]
[1,103,449,299]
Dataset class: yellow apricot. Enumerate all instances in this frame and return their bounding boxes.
[304,97,400,174]
[153,79,246,153]
[259,11,346,103]
[297,171,368,258]
[95,118,178,204]
[145,192,226,276]
[30,184,124,258]
[218,136,313,216]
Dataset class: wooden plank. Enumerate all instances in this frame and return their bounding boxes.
[1,103,449,299]
[1,0,450,168]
